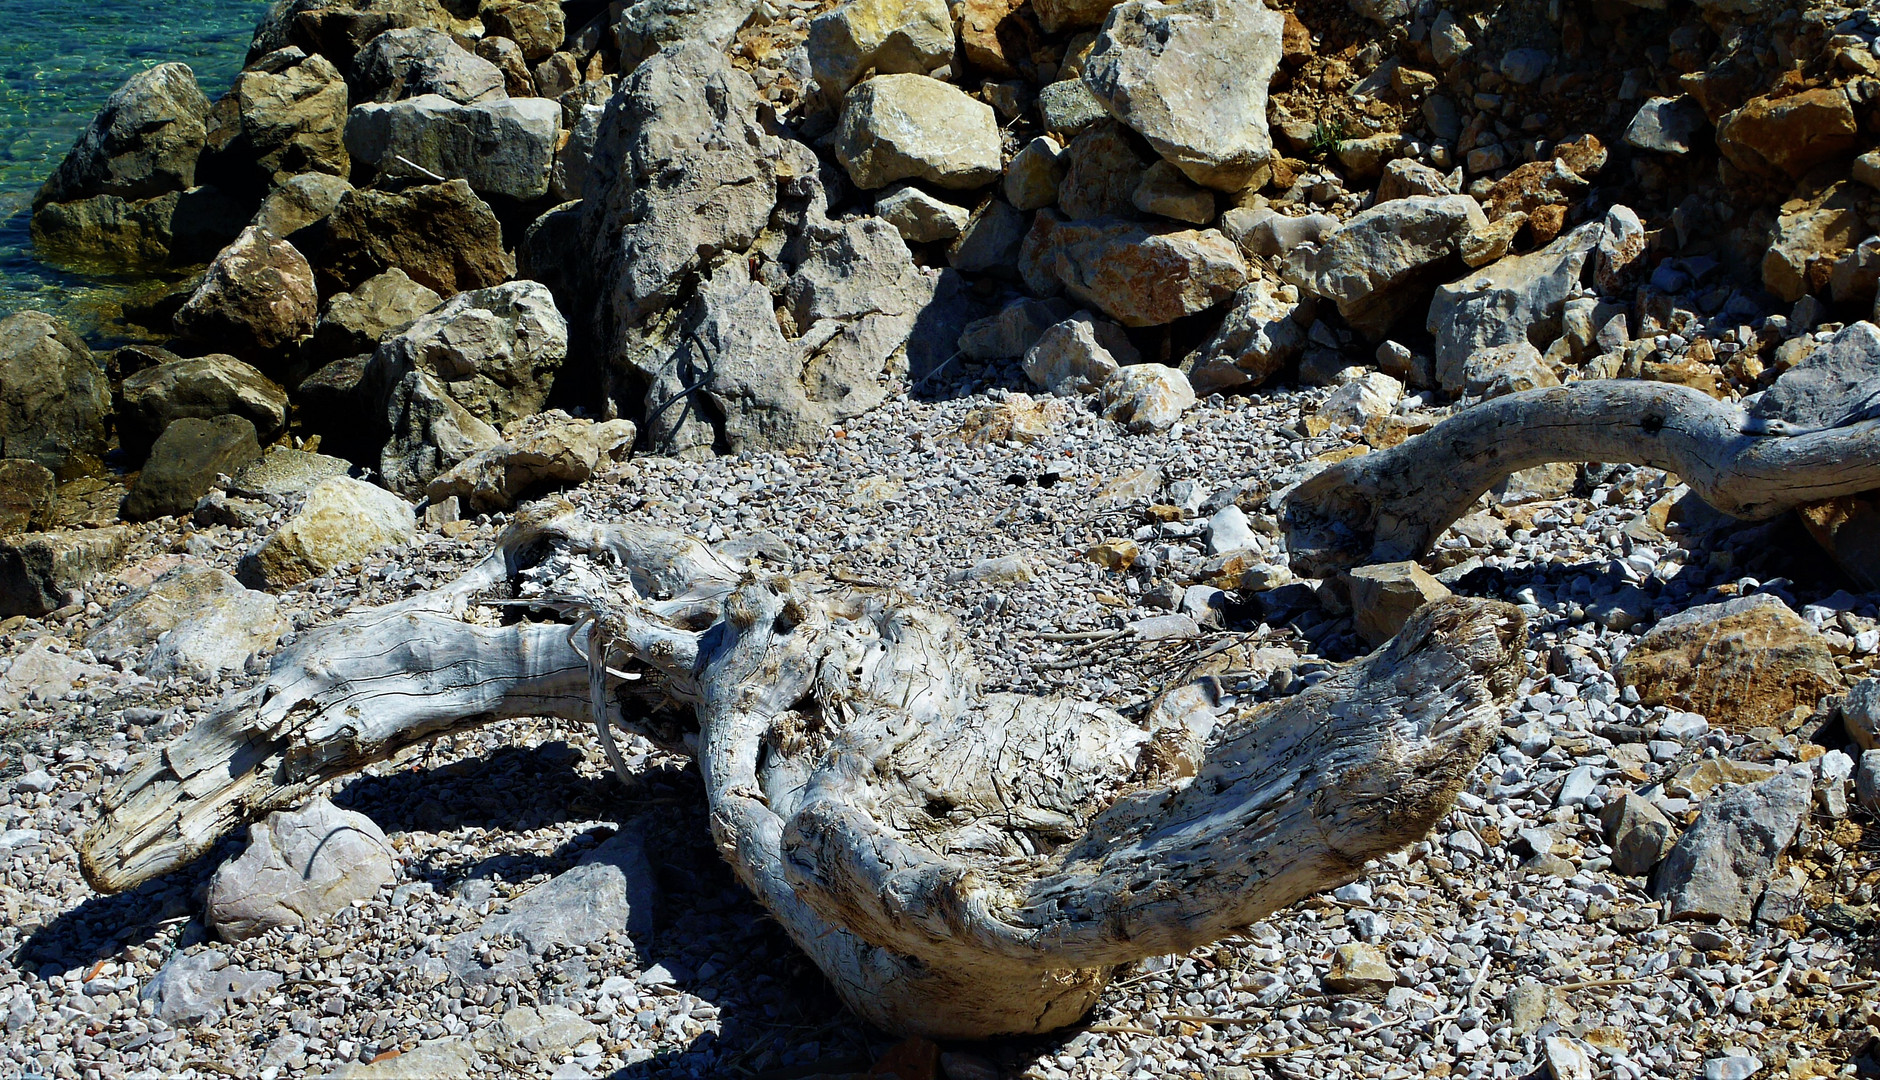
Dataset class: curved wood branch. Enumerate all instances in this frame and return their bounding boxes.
[1282,380,1880,576]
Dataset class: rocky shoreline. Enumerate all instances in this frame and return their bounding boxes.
[3,0,1880,1075]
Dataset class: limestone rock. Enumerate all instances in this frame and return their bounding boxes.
[1132,160,1214,224]
[207,796,396,941]
[372,279,568,426]
[0,526,129,617]
[123,416,263,521]
[344,94,562,200]
[377,369,503,496]
[1082,0,1284,191]
[834,74,1001,190]
[330,1039,477,1079]
[241,476,416,588]
[425,412,637,512]
[1600,792,1676,876]
[0,460,55,536]
[1056,122,1150,220]
[34,62,209,206]
[250,171,351,238]
[875,184,971,244]
[85,563,288,679]
[611,0,761,73]
[0,312,109,479]
[1653,766,1812,923]
[1324,942,1395,992]
[479,0,565,60]
[247,0,477,70]
[1745,321,1880,432]
[1022,312,1138,394]
[550,99,607,201]
[119,354,289,458]
[1428,222,1600,390]
[1005,135,1068,211]
[958,297,1076,359]
[1037,77,1109,136]
[807,0,954,107]
[958,0,1035,77]
[204,48,350,189]
[1761,179,1859,305]
[1375,158,1452,202]
[1035,0,1120,31]
[1344,561,1450,646]
[476,35,535,95]
[1316,371,1402,429]
[1284,194,1487,340]
[1717,88,1859,179]
[311,267,443,357]
[1224,207,1338,259]
[141,950,283,1026]
[1617,593,1843,733]
[318,179,513,295]
[1184,277,1306,394]
[948,198,1027,273]
[1592,204,1646,294]
[352,26,505,104]
[230,446,354,499]
[1860,750,1880,813]
[1053,222,1246,326]
[1100,364,1194,432]
[1624,96,1707,155]
[173,226,319,363]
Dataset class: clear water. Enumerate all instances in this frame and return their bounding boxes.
[0,0,263,340]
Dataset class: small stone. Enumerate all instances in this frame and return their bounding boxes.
[1506,984,1552,1035]
[1624,95,1707,155]
[1087,538,1141,570]
[1129,613,1200,640]
[1600,792,1676,876]
[1702,1055,1763,1080]
[875,184,971,244]
[1544,1036,1593,1080]
[208,796,396,941]
[1100,365,1196,432]
[1343,561,1450,646]
[1324,942,1395,992]
[1037,78,1110,137]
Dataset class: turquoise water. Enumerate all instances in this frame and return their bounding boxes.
[0,0,263,339]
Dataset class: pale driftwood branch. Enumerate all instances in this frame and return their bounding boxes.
[1282,380,1880,577]
[83,508,1523,1039]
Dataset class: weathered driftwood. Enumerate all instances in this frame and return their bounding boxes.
[1283,380,1880,577]
[84,505,1524,1039]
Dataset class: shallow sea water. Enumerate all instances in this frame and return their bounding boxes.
[0,0,261,338]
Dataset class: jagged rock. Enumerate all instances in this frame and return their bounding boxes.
[1056,122,1150,220]
[377,370,503,497]
[612,0,760,72]
[344,94,561,200]
[118,354,290,458]
[0,460,55,536]
[250,171,351,237]
[330,1039,477,1079]
[371,279,568,427]
[203,48,350,191]
[354,26,505,104]
[34,62,209,207]
[1223,207,1338,259]
[0,526,129,617]
[1624,95,1707,155]
[1053,221,1245,326]
[1592,205,1646,294]
[1037,77,1109,136]
[1745,321,1880,432]
[85,563,288,679]
[248,0,477,71]
[172,226,319,363]
[1717,88,1859,179]
[1132,160,1214,224]
[442,828,655,983]
[807,0,954,108]
[311,268,443,357]
[123,416,264,521]
[875,184,971,244]
[318,179,514,295]
[1005,135,1067,211]
[1481,151,1595,228]
[1428,221,1600,390]
[529,51,578,101]
[834,74,1001,190]
[425,412,637,512]
[240,476,416,588]
[1035,0,1120,31]
[480,0,564,60]
[959,0,1036,77]
[1617,593,1843,733]
[1324,942,1395,992]
[30,188,223,270]
[948,198,1027,273]
[0,312,109,479]
[1653,766,1812,923]
[1022,312,1138,394]
[1761,179,1859,304]
[1860,750,1880,813]
[141,951,283,1026]
[476,35,535,95]
[1601,792,1677,876]
[551,100,607,200]
[1343,561,1450,645]
[1183,276,1308,394]
[1082,0,1284,190]
[1100,364,1194,431]
[958,297,1076,359]
[1832,237,1880,305]
[1316,370,1402,428]
[1284,194,1487,340]
[207,797,396,941]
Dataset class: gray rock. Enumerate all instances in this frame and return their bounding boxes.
[230,445,353,499]
[122,415,263,521]
[319,179,514,296]
[1204,505,1256,554]
[173,226,319,365]
[1845,677,1880,751]
[1022,312,1136,394]
[1056,122,1150,221]
[1743,321,1880,434]
[344,94,561,200]
[330,1039,477,1078]
[1082,0,1284,190]
[119,354,289,458]
[206,48,350,188]
[1498,47,1549,85]
[1428,221,1600,389]
[1284,194,1487,340]
[1222,208,1338,259]
[1132,160,1214,224]
[1702,1055,1763,1080]
[207,796,395,941]
[1592,204,1646,294]
[1129,612,1202,640]
[807,0,954,108]
[833,74,1001,190]
[0,312,109,479]
[1101,364,1195,431]
[377,369,502,498]
[1375,158,1453,202]
[250,170,351,238]
[35,62,209,205]
[612,0,760,73]
[0,526,130,617]
[0,459,56,536]
[372,279,568,427]
[1653,766,1812,923]
[85,563,289,679]
[550,101,608,201]
[312,267,443,357]
[353,26,505,104]
[1315,370,1402,428]
[241,476,418,588]
[481,0,565,61]
[1005,136,1068,211]
[1624,95,1708,155]
[1054,220,1247,326]
[141,950,283,1026]
[1344,561,1450,645]
[959,298,1077,360]
[444,828,656,983]
[948,198,1027,273]
[1858,749,1880,813]
[1037,78,1110,137]
[1184,276,1308,394]
[875,184,971,244]
[426,412,637,513]
[1600,792,1677,876]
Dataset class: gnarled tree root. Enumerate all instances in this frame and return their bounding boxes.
[1283,380,1880,577]
[84,506,1524,1039]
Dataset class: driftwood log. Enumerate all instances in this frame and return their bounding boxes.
[83,504,1524,1039]
[1283,380,1880,577]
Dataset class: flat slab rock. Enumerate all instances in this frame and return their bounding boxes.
[1652,765,1812,923]
[141,949,284,1025]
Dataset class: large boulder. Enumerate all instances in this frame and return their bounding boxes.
[318,179,514,295]
[84,563,289,679]
[426,412,637,512]
[377,369,503,496]
[1427,221,1600,390]
[1717,88,1859,180]
[808,0,954,108]
[1284,194,1486,340]
[1051,221,1246,326]
[311,267,443,356]
[1183,275,1308,394]
[0,460,56,536]
[240,476,416,588]
[1617,593,1844,733]
[612,0,760,73]
[1652,767,1812,923]
[0,526,129,617]
[0,312,109,479]
[833,74,1002,190]
[248,0,477,72]
[249,171,352,238]
[206,796,396,941]
[479,0,565,61]
[172,226,320,364]
[1082,0,1284,191]
[344,94,561,200]
[202,48,350,192]
[118,354,290,458]
[123,415,264,521]
[371,279,568,426]
[352,26,506,104]
[1744,321,1880,433]
[34,63,209,207]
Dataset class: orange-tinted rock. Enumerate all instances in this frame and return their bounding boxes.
[1717,88,1859,178]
